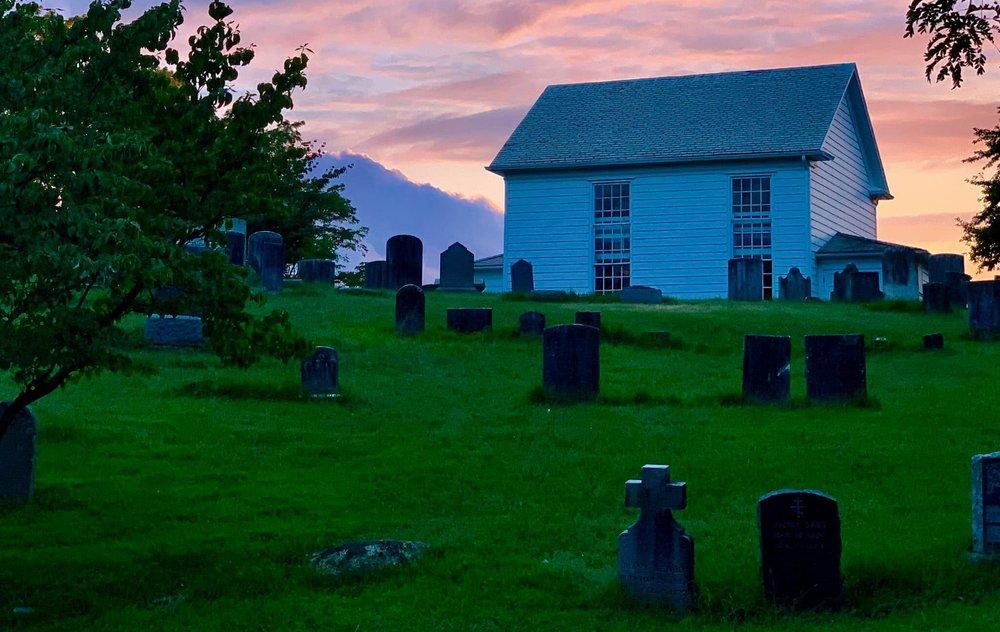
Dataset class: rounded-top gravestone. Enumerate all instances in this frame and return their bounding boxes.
[0,403,37,502]
[297,259,336,284]
[386,235,423,289]
[542,324,600,400]
[519,311,546,336]
[928,253,965,284]
[395,285,425,336]
[247,231,282,273]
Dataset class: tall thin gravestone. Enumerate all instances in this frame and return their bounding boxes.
[364,261,388,290]
[758,490,843,609]
[542,324,599,400]
[395,285,425,336]
[729,258,763,301]
[804,335,867,403]
[226,230,246,266]
[972,452,1000,561]
[301,347,339,398]
[969,280,1000,339]
[387,235,423,289]
[439,242,476,292]
[0,403,37,502]
[779,268,811,301]
[258,239,284,293]
[510,259,534,293]
[742,335,791,403]
[618,464,695,612]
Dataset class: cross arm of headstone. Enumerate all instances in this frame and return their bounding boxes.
[625,464,687,512]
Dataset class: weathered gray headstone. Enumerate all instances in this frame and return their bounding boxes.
[972,452,1000,561]
[618,464,695,612]
[395,285,425,336]
[946,271,972,308]
[832,264,882,302]
[446,308,492,333]
[928,253,965,283]
[881,247,914,286]
[575,311,601,329]
[144,315,204,347]
[542,324,599,400]
[804,335,867,403]
[225,231,246,266]
[510,259,534,293]
[729,258,763,301]
[300,347,339,398]
[364,261,388,290]
[247,231,282,273]
[297,259,336,284]
[969,280,1000,339]
[387,235,423,289]
[758,490,842,609]
[0,404,37,502]
[248,231,284,293]
[743,335,791,403]
[779,268,811,301]
[923,282,951,314]
[923,333,944,350]
[439,242,476,292]
[519,311,545,336]
[619,285,663,304]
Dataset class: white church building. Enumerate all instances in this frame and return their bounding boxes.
[486,63,929,299]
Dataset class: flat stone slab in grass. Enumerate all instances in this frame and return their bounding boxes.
[0,403,37,502]
[145,315,204,347]
[310,540,428,577]
[618,285,662,304]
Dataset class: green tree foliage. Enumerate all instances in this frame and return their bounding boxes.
[0,0,366,437]
[906,1,1000,268]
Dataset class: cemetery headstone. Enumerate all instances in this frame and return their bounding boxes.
[728,258,763,301]
[758,490,843,609]
[226,230,246,266]
[297,259,337,284]
[972,452,1000,560]
[386,235,423,289]
[395,285,425,336]
[969,280,1000,339]
[542,324,600,400]
[779,268,811,301]
[364,261,388,290]
[618,464,695,612]
[619,285,663,304]
[575,311,601,329]
[144,315,204,347]
[226,218,247,235]
[258,238,284,293]
[184,238,209,256]
[510,259,534,293]
[300,347,339,398]
[833,264,882,302]
[438,242,476,292]
[928,253,965,284]
[946,271,972,308]
[881,247,913,286]
[247,231,282,274]
[742,335,792,403]
[923,333,944,350]
[519,311,546,336]
[922,282,951,313]
[446,308,492,333]
[0,403,37,502]
[804,335,867,403]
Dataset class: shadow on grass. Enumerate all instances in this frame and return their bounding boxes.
[715,393,881,411]
[176,379,360,406]
[527,386,682,408]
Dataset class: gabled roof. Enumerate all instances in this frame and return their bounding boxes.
[474,254,503,269]
[817,233,929,259]
[487,63,889,197]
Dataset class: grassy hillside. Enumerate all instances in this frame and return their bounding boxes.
[2,286,999,630]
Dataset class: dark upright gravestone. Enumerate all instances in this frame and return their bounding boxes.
[519,311,546,336]
[438,242,476,292]
[618,464,695,612]
[575,311,601,329]
[247,231,282,274]
[226,231,246,266]
[619,285,663,304]
[446,308,492,333]
[395,285,425,336]
[144,315,204,347]
[301,347,339,398]
[779,268,811,301]
[922,282,951,314]
[0,403,37,502]
[258,239,284,293]
[364,261,388,290]
[969,280,1000,339]
[297,259,336,284]
[386,235,423,289]
[946,271,972,308]
[742,335,792,404]
[510,259,534,293]
[833,264,882,302]
[542,324,599,400]
[923,333,944,350]
[758,490,842,609]
[928,253,965,283]
[728,258,763,301]
[972,451,1000,561]
[804,335,867,403]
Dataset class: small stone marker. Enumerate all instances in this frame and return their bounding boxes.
[728,258,763,301]
[226,230,246,266]
[969,280,1000,339]
[510,259,534,293]
[144,315,204,347]
[779,268,811,301]
[946,271,972,307]
[310,540,428,577]
[446,308,492,333]
[438,242,476,292]
[922,282,951,313]
[364,260,388,289]
[758,490,842,609]
[575,311,601,329]
[542,324,600,400]
[619,285,663,304]
[742,335,791,403]
[395,285,425,336]
[386,234,423,289]
[300,347,339,398]
[519,311,545,336]
[618,464,695,612]
[804,335,867,403]
[929,253,965,283]
[0,403,37,502]
[972,452,1000,560]
[923,333,944,350]
[297,259,336,283]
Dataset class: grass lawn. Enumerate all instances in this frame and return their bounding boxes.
[2,285,1000,630]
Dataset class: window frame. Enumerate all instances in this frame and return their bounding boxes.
[592,180,632,294]
[729,174,774,299]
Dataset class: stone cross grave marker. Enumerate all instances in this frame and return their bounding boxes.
[510,259,534,293]
[743,335,791,403]
[439,242,476,292]
[395,285,425,336]
[972,451,1000,561]
[386,235,423,289]
[0,403,37,502]
[301,347,339,398]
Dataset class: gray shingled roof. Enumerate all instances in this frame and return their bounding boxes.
[817,233,929,259]
[488,63,859,174]
[474,254,503,269]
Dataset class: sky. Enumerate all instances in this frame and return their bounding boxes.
[55,0,1000,274]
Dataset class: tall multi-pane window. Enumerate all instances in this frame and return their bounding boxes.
[732,176,773,299]
[594,182,630,293]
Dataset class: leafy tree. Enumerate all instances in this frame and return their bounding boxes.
[906,1,1000,267]
[0,0,363,439]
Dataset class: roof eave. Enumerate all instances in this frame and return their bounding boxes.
[486,150,830,176]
